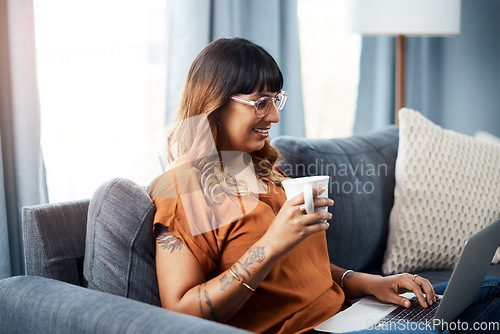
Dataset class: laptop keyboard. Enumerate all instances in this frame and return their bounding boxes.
[377,297,441,324]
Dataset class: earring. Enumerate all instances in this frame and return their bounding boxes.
[217,120,222,132]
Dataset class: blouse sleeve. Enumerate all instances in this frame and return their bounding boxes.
[149,169,220,276]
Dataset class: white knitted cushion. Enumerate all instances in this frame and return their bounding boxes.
[382,109,500,275]
[475,131,500,147]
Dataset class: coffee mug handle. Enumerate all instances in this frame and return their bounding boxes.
[303,184,314,214]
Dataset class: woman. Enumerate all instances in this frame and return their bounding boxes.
[149,38,496,333]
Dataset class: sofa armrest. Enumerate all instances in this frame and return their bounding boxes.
[23,200,90,286]
[0,276,250,334]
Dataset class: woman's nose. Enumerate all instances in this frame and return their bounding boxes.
[266,104,280,123]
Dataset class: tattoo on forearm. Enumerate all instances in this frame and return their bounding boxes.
[237,246,265,277]
[197,283,220,322]
[197,285,206,318]
[203,286,220,322]
[233,264,249,281]
[344,271,360,281]
[248,246,265,263]
[220,274,234,291]
[235,261,250,277]
[156,226,183,253]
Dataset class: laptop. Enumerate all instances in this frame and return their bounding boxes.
[314,218,500,333]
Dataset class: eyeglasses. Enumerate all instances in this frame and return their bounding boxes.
[230,90,288,118]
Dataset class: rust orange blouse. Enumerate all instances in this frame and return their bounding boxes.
[149,166,345,334]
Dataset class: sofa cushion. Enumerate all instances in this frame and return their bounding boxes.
[83,178,161,306]
[272,126,399,272]
[383,109,500,275]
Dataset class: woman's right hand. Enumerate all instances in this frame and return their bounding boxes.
[262,186,333,257]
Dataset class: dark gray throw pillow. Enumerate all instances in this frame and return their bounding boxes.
[272,126,399,272]
[83,178,161,306]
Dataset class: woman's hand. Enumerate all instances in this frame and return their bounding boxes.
[367,273,438,309]
[262,186,333,258]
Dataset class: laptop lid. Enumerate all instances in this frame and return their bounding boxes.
[434,217,500,326]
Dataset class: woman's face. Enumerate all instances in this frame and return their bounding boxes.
[218,90,280,153]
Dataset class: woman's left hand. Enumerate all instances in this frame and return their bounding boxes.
[368,273,438,309]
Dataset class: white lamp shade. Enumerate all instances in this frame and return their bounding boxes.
[347,0,461,36]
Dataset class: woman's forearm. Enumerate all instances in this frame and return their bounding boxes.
[330,263,381,299]
[175,238,280,323]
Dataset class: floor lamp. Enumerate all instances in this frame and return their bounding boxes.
[347,0,461,125]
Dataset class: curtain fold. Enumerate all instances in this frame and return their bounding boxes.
[354,0,500,137]
[354,36,395,131]
[0,0,48,278]
[165,0,305,138]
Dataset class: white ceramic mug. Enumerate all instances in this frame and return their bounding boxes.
[281,176,330,214]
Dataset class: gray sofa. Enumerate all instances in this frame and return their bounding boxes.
[0,126,498,334]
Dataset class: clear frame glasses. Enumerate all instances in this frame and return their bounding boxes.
[230,90,288,118]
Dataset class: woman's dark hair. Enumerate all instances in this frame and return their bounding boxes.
[190,37,284,98]
[173,37,284,121]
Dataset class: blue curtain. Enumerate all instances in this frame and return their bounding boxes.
[165,0,305,138]
[354,0,500,138]
[0,0,48,278]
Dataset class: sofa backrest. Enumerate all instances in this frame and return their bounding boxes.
[271,126,399,272]
[83,178,161,306]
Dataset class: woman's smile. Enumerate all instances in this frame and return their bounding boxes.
[252,127,270,138]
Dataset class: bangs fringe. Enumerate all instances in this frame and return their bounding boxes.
[229,40,284,95]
